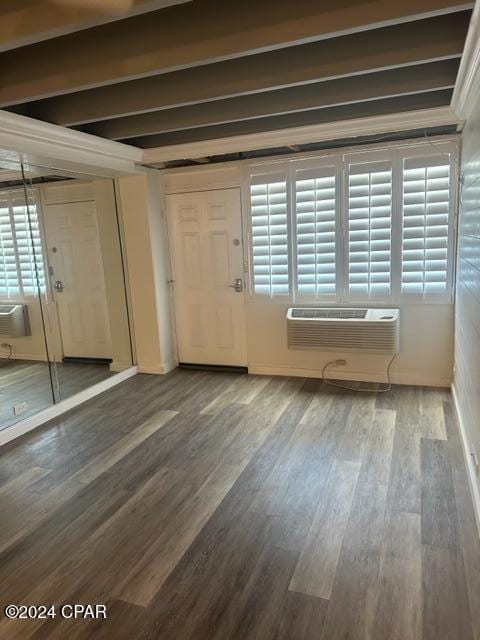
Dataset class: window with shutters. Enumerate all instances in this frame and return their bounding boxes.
[401,155,451,297]
[347,162,392,299]
[247,139,457,304]
[0,192,46,298]
[250,174,289,296]
[294,167,337,297]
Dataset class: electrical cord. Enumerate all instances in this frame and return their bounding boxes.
[0,343,14,365]
[321,353,396,393]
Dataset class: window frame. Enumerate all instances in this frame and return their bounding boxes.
[245,137,459,306]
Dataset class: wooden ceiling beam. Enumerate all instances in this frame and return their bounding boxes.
[11,12,470,127]
[143,108,458,164]
[0,0,472,107]
[81,60,459,140]
[126,90,453,148]
[0,0,191,53]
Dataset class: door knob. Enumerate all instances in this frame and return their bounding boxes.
[228,278,243,293]
[54,280,64,293]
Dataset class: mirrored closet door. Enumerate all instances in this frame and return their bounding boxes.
[0,150,134,431]
[24,163,134,404]
[0,152,53,428]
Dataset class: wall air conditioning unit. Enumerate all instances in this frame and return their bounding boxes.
[0,304,28,337]
[287,308,399,354]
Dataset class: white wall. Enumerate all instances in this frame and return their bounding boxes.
[118,171,175,374]
[454,67,480,510]
[247,302,453,386]
[92,180,133,371]
[162,157,455,387]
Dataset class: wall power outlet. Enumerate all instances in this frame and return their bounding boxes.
[13,402,28,417]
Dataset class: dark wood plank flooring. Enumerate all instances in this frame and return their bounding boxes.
[0,369,478,639]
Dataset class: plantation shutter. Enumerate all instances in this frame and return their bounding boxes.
[250,174,289,296]
[294,167,337,296]
[0,201,17,297]
[0,192,45,297]
[347,161,392,298]
[401,155,451,296]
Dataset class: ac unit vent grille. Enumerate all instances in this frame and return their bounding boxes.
[287,307,399,354]
[0,304,27,338]
[291,308,367,319]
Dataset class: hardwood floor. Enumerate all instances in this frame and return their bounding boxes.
[0,369,478,639]
[0,360,113,429]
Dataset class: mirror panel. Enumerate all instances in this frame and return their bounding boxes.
[0,152,54,429]
[0,149,134,431]
[30,167,134,403]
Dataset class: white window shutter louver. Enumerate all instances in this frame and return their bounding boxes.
[401,155,451,297]
[250,174,289,296]
[295,167,337,297]
[347,162,392,299]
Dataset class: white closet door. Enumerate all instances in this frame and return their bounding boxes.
[167,188,247,366]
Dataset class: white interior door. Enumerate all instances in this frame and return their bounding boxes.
[44,200,112,359]
[167,188,247,366]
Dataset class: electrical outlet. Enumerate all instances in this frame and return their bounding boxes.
[1,343,11,349]
[13,402,28,417]
[334,359,347,366]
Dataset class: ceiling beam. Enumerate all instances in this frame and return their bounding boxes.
[82,60,459,140]
[0,0,191,53]
[143,107,459,164]
[0,0,472,107]
[128,90,454,148]
[12,11,470,127]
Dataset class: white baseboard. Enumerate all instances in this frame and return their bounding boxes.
[161,360,178,374]
[109,361,133,373]
[0,366,138,448]
[247,364,451,387]
[138,360,177,375]
[452,384,480,537]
